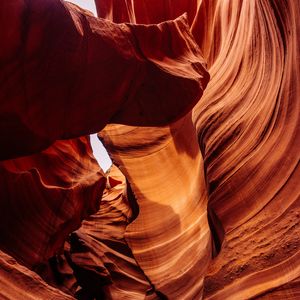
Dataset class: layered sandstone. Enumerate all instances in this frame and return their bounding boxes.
[0,137,105,268]
[97,0,300,299]
[0,0,299,299]
[0,0,205,160]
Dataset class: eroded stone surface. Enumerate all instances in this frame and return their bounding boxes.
[0,0,299,299]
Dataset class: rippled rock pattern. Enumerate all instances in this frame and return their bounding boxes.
[97,0,300,299]
[0,250,74,300]
[99,113,212,299]
[193,1,300,299]
[65,165,152,299]
[0,0,299,299]
[0,137,106,268]
[0,0,205,160]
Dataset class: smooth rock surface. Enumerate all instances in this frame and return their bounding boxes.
[0,0,299,299]
[97,0,299,298]
[0,0,207,160]
[99,113,212,299]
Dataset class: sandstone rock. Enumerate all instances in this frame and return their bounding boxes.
[0,0,206,160]
[97,0,300,298]
[0,0,299,299]
[0,137,106,268]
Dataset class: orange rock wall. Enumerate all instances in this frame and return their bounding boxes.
[0,0,299,299]
[97,0,300,298]
[0,137,105,268]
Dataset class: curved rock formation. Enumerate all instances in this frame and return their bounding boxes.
[0,0,299,299]
[194,1,300,298]
[96,0,299,298]
[0,137,106,268]
[99,113,212,299]
[66,165,152,299]
[0,0,206,160]
[0,0,210,298]
[0,250,74,300]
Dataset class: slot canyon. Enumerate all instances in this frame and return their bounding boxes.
[0,0,299,299]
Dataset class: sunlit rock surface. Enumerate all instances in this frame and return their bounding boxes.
[65,165,152,299]
[97,0,300,299]
[99,113,212,299]
[0,0,299,299]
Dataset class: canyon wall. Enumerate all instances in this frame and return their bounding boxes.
[97,0,300,298]
[0,0,299,299]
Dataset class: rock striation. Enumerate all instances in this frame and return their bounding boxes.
[0,250,74,300]
[65,165,152,299]
[97,0,300,299]
[0,137,106,268]
[0,0,299,299]
[99,113,212,299]
[0,0,206,160]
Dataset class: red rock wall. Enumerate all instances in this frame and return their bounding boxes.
[0,0,209,298]
[100,113,212,299]
[0,250,74,300]
[0,137,106,268]
[194,1,300,298]
[97,0,300,299]
[0,0,205,160]
[0,0,299,299]
[66,165,152,299]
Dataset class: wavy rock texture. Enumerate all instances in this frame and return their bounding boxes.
[65,165,152,299]
[97,0,300,299]
[192,1,300,299]
[0,0,299,299]
[97,3,212,299]
[0,1,210,297]
[0,250,75,300]
[0,137,106,269]
[99,113,212,299]
[0,0,205,160]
